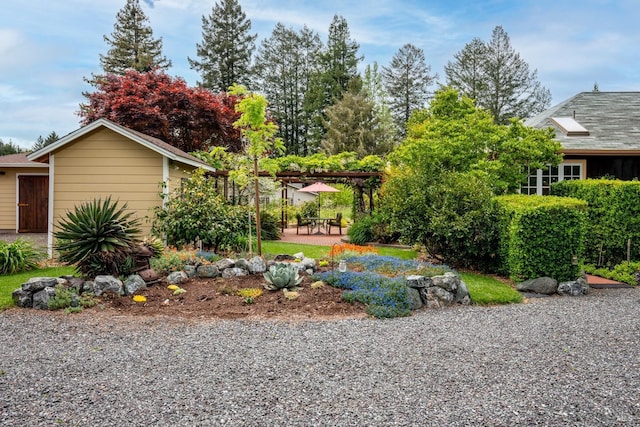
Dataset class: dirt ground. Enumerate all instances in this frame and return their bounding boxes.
[98,271,368,321]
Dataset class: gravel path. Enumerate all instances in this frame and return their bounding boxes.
[1,288,638,426]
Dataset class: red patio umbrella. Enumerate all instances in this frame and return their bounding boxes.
[298,181,339,217]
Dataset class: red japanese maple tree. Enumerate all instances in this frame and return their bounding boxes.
[79,69,242,152]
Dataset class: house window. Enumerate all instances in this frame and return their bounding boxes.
[522,163,583,195]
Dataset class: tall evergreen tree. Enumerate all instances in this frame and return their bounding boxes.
[0,139,23,155]
[254,24,321,155]
[382,43,437,136]
[304,15,362,151]
[363,62,397,148]
[445,26,551,124]
[32,131,60,151]
[322,80,392,157]
[189,0,257,92]
[99,0,171,74]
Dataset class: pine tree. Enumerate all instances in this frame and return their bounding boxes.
[445,26,551,124]
[32,131,60,151]
[322,80,391,157]
[304,15,362,151]
[189,0,257,92]
[254,23,321,155]
[363,62,397,148]
[382,43,437,136]
[0,139,23,155]
[99,0,171,74]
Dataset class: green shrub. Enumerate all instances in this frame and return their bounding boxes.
[54,197,141,278]
[494,195,587,282]
[552,179,640,266]
[259,210,281,240]
[348,211,399,245]
[152,169,252,254]
[0,239,45,275]
[299,200,319,218]
[583,262,640,286]
[48,285,96,312]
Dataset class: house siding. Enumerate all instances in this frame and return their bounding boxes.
[0,167,48,230]
[51,128,164,236]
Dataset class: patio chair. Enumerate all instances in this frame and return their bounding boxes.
[296,214,311,234]
[327,212,343,235]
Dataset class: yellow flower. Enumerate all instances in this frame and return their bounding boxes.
[132,295,147,303]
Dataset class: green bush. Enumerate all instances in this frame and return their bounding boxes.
[299,200,319,218]
[54,197,141,278]
[552,179,640,266]
[0,239,45,275]
[259,210,281,240]
[348,211,400,245]
[494,195,587,282]
[48,285,96,312]
[583,262,640,286]
[152,169,252,254]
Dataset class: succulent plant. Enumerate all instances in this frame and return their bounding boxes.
[263,263,303,290]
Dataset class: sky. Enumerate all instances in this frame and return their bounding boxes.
[1,0,639,150]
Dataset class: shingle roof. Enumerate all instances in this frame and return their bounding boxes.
[0,152,48,167]
[525,92,640,153]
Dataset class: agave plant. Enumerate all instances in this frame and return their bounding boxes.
[54,197,141,277]
[263,262,303,291]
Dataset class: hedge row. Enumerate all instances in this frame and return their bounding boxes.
[551,179,640,266]
[493,195,587,282]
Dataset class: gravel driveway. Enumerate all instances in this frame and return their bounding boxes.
[1,288,638,426]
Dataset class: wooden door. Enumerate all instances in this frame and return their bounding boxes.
[18,176,48,233]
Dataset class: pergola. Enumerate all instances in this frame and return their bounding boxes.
[208,170,383,228]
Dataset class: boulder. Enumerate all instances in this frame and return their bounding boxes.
[516,277,558,295]
[93,276,124,296]
[123,275,146,295]
[274,254,296,261]
[406,275,433,289]
[247,256,266,274]
[22,277,58,293]
[423,286,455,309]
[557,279,589,296]
[292,252,305,260]
[406,287,423,310]
[215,258,235,271]
[183,265,198,277]
[235,258,251,272]
[32,287,57,310]
[431,272,459,293]
[300,257,316,271]
[196,264,219,278]
[455,280,472,305]
[12,288,33,308]
[222,267,248,278]
[167,271,188,284]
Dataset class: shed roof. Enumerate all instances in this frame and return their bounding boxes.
[525,92,640,154]
[27,118,216,171]
[0,152,49,168]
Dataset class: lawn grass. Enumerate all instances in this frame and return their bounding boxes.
[460,271,523,305]
[0,266,76,310]
[261,241,417,260]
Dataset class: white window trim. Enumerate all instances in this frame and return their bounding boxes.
[523,161,585,195]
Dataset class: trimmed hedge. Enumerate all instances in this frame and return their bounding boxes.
[494,195,587,282]
[551,179,640,266]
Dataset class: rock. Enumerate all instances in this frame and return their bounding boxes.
[22,277,58,293]
[12,288,32,308]
[196,264,219,278]
[292,252,305,260]
[82,280,95,294]
[406,287,423,310]
[138,269,159,284]
[183,265,197,277]
[216,258,235,271]
[93,276,124,296]
[455,280,472,305]
[423,286,455,309]
[235,258,250,272]
[123,275,146,295]
[300,257,316,271]
[274,254,296,261]
[406,275,433,289]
[557,280,589,296]
[167,271,188,284]
[222,267,248,278]
[431,272,459,293]
[32,287,56,310]
[247,256,266,274]
[67,277,86,294]
[516,277,558,295]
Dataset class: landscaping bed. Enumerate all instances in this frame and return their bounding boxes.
[96,270,367,321]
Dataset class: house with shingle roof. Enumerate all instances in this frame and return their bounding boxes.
[0,119,215,254]
[523,91,640,194]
